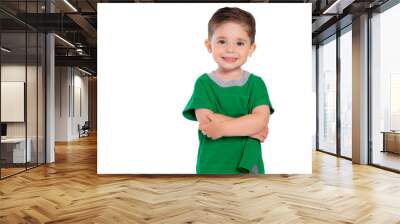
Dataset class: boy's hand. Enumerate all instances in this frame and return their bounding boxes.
[250,125,269,143]
[199,120,224,140]
[199,113,224,140]
[198,113,222,131]
[199,112,269,141]
[198,115,211,130]
[207,113,224,122]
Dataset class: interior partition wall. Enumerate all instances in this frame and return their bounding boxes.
[0,1,46,179]
[0,30,27,177]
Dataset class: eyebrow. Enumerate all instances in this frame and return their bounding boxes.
[215,36,248,42]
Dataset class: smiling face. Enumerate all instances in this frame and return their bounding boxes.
[205,22,256,73]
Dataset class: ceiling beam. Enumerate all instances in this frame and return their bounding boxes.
[55,55,96,70]
[322,0,356,14]
[67,13,97,39]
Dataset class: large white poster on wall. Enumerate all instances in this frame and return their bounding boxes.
[1,82,25,122]
[98,3,312,174]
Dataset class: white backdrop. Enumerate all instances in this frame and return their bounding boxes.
[98,3,312,174]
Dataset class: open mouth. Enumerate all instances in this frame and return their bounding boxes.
[222,57,238,63]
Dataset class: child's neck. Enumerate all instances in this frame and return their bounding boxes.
[214,68,244,81]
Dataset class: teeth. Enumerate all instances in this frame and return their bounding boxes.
[223,57,236,61]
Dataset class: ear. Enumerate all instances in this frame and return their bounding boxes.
[204,39,212,53]
[249,43,256,57]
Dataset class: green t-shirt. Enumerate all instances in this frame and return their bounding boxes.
[182,72,274,174]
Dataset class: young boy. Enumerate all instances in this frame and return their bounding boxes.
[182,7,274,175]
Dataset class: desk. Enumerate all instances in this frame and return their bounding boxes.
[381,131,400,154]
[1,138,31,163]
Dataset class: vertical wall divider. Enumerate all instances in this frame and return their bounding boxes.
[0,24,2,179]
[36,0,39,167]
[25,0,28,171]
[72,68,75,118]
[316,45,319,150]
[44,0,47,164]
[367,10,373,165]
[336,28,341,157]
[68,68,71,118]
[59,68,61,117]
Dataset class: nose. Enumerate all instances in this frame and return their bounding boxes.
[226,43,235,52]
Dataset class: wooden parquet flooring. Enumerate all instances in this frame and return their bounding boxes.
[1,134,400,223]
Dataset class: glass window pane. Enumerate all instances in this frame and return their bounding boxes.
[0,1,46,179]
[340,29,352,158]
[1,31,27,177]
[38,32,45,165]
[318,36,337,154]
[27,31,38,169]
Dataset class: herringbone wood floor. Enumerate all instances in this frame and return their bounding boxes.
[1,134,400,224]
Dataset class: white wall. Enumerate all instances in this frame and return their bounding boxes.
[55,67,89,141]
[55,66,69,141]
[74,69,89,138]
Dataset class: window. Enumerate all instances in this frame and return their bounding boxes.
[340,28,352,158]
[371,2,400,171]
[318,35,337,154]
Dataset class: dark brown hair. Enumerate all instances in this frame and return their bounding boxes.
[208,7,256,44]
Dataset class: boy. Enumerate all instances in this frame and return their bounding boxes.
[182,7,274,175]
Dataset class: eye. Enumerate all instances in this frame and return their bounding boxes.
[217,40,226,44]
[237,42,245,46]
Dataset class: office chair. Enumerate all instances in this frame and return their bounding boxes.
[79,121,90,138]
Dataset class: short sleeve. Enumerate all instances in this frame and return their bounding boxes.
[182,78,214,121]
[251,77,275,115]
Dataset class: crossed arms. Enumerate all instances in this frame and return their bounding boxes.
[195,105,271,142]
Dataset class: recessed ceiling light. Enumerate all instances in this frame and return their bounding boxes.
[78,67,93,76]
[63,0,78,12]
[323,0,355,15]
[1,47,11,53]
[54,34,75,48]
